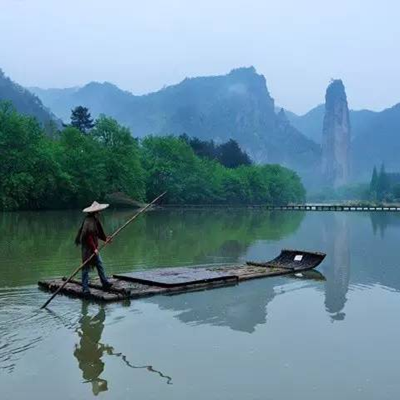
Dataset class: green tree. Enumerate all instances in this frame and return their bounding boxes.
[141,136,209,204]
[91,115,145,200]
[236,166,272,204]
[392,184,400,200]
[70,106,94,134]
[377,163,389,201]
[262,165,305,205]
[216,139,252,168]
[0,102,59,210]
[55,126,106,206]
[181,135,252,168]
[141,136,304,205]
[180,135,217,160]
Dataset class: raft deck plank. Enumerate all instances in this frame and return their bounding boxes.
[38,278,127,301]
[114,267,238,287]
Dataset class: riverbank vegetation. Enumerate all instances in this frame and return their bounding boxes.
[309,164,400,204]
[0,102,305,210]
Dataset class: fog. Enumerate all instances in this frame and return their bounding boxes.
[1,0,399,113]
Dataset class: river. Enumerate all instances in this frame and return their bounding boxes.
[1,209,400,399]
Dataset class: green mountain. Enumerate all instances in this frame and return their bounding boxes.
[0,69,58,127]
[31,67,321,180]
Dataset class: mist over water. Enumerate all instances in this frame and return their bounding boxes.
[1,209,400,399]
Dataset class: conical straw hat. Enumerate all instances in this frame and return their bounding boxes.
[82,201,109,213]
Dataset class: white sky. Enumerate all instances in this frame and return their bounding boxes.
[0,0,399,114]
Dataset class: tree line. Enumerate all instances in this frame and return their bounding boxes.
[0,103,306,210]
[179,134,252,168]
[369,164,400,202]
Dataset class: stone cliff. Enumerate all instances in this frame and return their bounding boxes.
[321,80,351,187]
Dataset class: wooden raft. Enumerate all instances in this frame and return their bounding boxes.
[38,249,326,302]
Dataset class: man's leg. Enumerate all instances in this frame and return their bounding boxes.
[95,255,111,288]
[81,266,90,293]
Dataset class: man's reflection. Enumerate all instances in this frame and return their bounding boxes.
[74,302,172,394]
[74,302,108,396]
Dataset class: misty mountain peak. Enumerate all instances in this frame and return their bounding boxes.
[228,66,257,77]
[325,79,348,111]
[81,81,126,94]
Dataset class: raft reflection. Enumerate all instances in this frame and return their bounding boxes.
[147,270,326,333]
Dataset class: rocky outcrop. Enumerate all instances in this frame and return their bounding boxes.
[321,80,351,187]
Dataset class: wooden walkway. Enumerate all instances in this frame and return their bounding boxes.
[265,204,400,212]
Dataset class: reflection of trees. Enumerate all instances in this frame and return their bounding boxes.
[0,209,305,286]
[322,213,350,321]
[106,209,305,267]
[369,212,400,238]
[0,210,82,286]
[354,213,400,292]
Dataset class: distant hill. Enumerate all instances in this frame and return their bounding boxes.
[352,103,400,179]
[30,82,132,123]
[285,105,325,144]
[31,67,321,180]
[0,69,59,127]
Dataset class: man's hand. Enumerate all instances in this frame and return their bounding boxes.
[94,248,99,256]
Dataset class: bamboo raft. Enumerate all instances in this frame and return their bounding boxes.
[38,249,326,302]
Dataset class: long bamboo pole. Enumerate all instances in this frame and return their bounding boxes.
[40,192,166,309]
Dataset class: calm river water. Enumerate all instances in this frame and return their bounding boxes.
[1,209,400,399]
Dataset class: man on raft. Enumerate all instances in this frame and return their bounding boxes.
[75,201,113,295]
